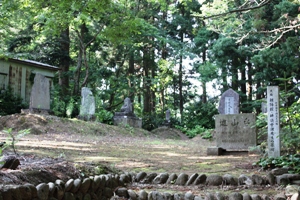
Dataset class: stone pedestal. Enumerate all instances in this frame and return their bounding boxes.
[113,113,142,128]
[207,147,224,156]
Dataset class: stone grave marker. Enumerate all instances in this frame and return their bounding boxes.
[79,87,95,121]
[161,109,171,127]
[218,89,239,114]
[215,113,257,151]
[114,97,142,128]
[267,86,280,157]
[30,73,50,111]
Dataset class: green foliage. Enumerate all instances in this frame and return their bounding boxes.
[184,125,213,139]
[0,88,27,115]
[142,113,164,131]
[3,128,30,155]
[256,154,300,174]
[95,109,113,125]
[183,98,218,130]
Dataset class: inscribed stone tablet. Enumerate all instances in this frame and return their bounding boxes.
[215,113,256,151]
[218,89,239,114]
[30,73,50,110]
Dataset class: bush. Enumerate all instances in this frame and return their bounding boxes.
[0,88,27,115]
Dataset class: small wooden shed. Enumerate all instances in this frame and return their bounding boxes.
[0,58,59,104]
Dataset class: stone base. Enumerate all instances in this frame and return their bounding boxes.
[78,114,96,121]
[114,115,142,128]
[207,147,224,156]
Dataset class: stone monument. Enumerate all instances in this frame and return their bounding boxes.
[218,88,239,114]
[29,73,50,113]
[113,97,142,128]
[79,87,95,121]
[267,86,280,157]
[208,89,257,156]
[214,113,257,151]
[161,109,171,127]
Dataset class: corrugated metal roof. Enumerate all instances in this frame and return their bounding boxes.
[7,58,59,71]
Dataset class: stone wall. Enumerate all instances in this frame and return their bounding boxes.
[1,169,299,200]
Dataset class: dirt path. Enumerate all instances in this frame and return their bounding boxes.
[0,113,278,196]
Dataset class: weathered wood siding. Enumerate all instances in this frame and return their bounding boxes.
[0,59,57,104]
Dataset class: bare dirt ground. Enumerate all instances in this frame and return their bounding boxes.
[0,113,283,197]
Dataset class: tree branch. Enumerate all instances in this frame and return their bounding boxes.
[195,0,271,20]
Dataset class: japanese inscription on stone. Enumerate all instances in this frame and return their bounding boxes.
[267,86,280,157]
[215,113,256,151]
[218,89,239,114]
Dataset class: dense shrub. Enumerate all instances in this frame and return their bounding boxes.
[0,88,27,115]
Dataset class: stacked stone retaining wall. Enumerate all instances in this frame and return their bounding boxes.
[1,168,300,200]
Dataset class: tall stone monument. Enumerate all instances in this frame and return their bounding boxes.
[161,109,171,127]
[267,86,280,157]
[208,88,257,155]
[218,88,239,114]
[30,73,50,112]
[113,97,142,128]
[79,87,95,121]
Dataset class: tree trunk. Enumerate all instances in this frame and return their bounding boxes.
[58,28,70,96]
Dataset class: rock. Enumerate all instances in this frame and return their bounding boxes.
[175,173,189,185]
[242,192,251,200]
[223,174,238,185]
[251,194,262,200]
[142,173,157,184]
[252,174,265,185]
[291,193,300,200]
[228,192,243,200]
[261,194,271,200]
[266,172,276,185]
[186,173,198,186]
[98,175,106,189]
[1,187,12,200]
[120,174,131,184]
[153,173,169,184]
[273,193,287,200]
[65,179,74,192]
[184,191,194,200]
[215,192,225,200]
[238,174,253,185]
[128,189,138,200]
[83,193,91,200]
[194,174,207,185]
[194,196,203,200]
[163,192,173,200]
[272,168,289,175]
[136,172,147,182]
[166,173,178,184]
[48,182,55,197]
[103,187,113,198]
[36,183,49,200]
[1,157,20,170]
[138,190,148,200]
[115,187,129,198]
[286,185,300,196]
[18,185,32,200]
[80,178,92,194]
[64,192,75,200]
[276,174,290,185]
[205,192,215,200]
[174,193,184,200]
[24,183,37,198]
[206,174,223,186]
[70,178,81,193]
[54,184,64,200]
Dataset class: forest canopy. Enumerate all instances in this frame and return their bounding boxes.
[0,0,299,147]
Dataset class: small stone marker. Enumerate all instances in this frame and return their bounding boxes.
[79,87,95,120]
[218,89,239,114]
[215,113,256,151]
[166,109,170,122]
[161,109,171,127]
[114,97,142,128]
[267,86,280,157]
[261,99,268,113]
[30,73,50,111]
